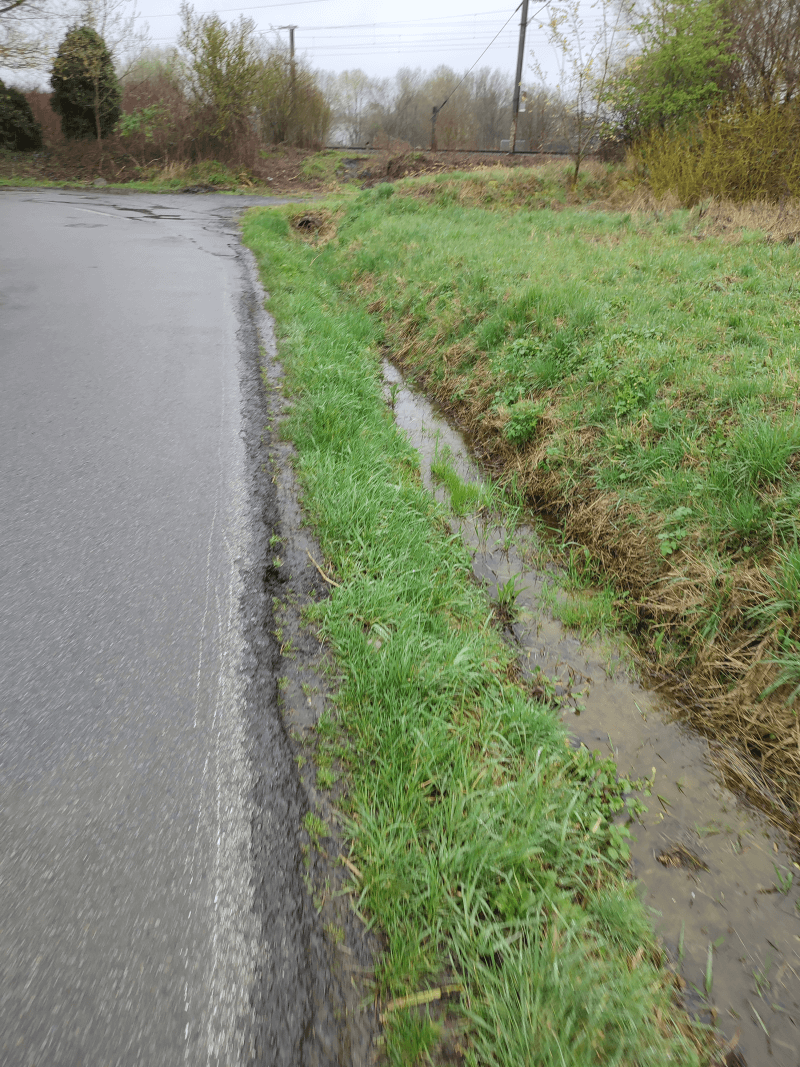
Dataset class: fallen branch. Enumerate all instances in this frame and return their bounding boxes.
[307,549,341,587]
[380,984,464,1022]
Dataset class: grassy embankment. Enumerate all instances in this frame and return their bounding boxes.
[242,203,714,1065]
[266,165,800,822]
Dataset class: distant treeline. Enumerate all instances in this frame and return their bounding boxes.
[3,0,800,199]
[318,67,565,152]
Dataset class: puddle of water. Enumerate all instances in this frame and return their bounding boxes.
[383,360,800,1066]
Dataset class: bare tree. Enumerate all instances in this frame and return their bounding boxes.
[471,66,512,149]
[534,0,631,180]
[1,0,65,70]
[67,0,150,80]
[326,68,385,144]
[727,0,800,103]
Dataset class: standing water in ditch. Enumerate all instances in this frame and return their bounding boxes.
[382,360,800,1066]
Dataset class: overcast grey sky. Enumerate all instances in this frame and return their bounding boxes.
[136,0,563,82]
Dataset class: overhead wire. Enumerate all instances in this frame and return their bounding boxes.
[431,0,549,116]
[144,3,513,20]
[432,1,521,113]
[146,1,554,72]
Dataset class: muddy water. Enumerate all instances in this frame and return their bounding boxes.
[382,361,800,1066]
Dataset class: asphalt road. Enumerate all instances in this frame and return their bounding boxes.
[0,189,323,1066]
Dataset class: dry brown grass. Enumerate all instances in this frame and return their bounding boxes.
[692,197,800,243]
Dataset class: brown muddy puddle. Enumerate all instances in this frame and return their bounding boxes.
[382,360,800,1066]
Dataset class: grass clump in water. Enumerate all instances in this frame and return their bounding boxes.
[430,445,492,516]
[242,205,715,1066]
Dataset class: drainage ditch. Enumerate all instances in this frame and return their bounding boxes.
[382,358,800,1067]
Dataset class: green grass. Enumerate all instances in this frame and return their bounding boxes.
[322,173,800,573]
[276,171,800,800]
[242,204,712,1065]
[429,445,493,516]
[299,148,369,184]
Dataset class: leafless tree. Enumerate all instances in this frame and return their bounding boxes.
[727,0,800,103]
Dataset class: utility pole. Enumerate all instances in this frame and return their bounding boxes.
[509,0,529,154]
[430,104,439,152]
[279,25,297,135]
[279,24,297,82]
[279,24,298,77]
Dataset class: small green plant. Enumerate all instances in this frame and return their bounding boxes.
[118,103,169,140]
[549,583,620,638]
[386,1010,440,1067]
[753,961,771,997]
[613,368,650,419]
[606,821,632,864]
[495,573,522,619]
[324,922,345,945]
[430,446,491,516]
[657,507,693,557]
[761,634,800,704]
[316,765,335,789]
[504,400,545,446]
[302,811,327,847]
[773,863,794,894]
[565,543,593,586]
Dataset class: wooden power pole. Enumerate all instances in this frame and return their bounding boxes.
[509,0,529,154]
[279,24,298,133]
[279,25,297,88]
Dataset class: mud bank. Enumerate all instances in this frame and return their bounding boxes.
[382,359,800,1067]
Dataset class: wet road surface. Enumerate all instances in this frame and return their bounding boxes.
[0,189,336,1066]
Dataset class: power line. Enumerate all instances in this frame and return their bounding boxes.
[146,1,555,72]
[297,29,519,44]
[435,2,522,111]
[143,3,512,20]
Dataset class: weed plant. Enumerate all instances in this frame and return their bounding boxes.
[243,206,712,1065]
[287,173,800,813]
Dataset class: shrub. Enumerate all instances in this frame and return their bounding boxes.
[0,80,43,151]
[505,400,546,446]
[633,97,800,203]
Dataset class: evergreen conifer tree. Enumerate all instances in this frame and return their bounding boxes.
[50,25,122,141]
[0,80,44,150]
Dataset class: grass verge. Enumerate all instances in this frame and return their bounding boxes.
[242,205,715,1065]
[272,166,800,822]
